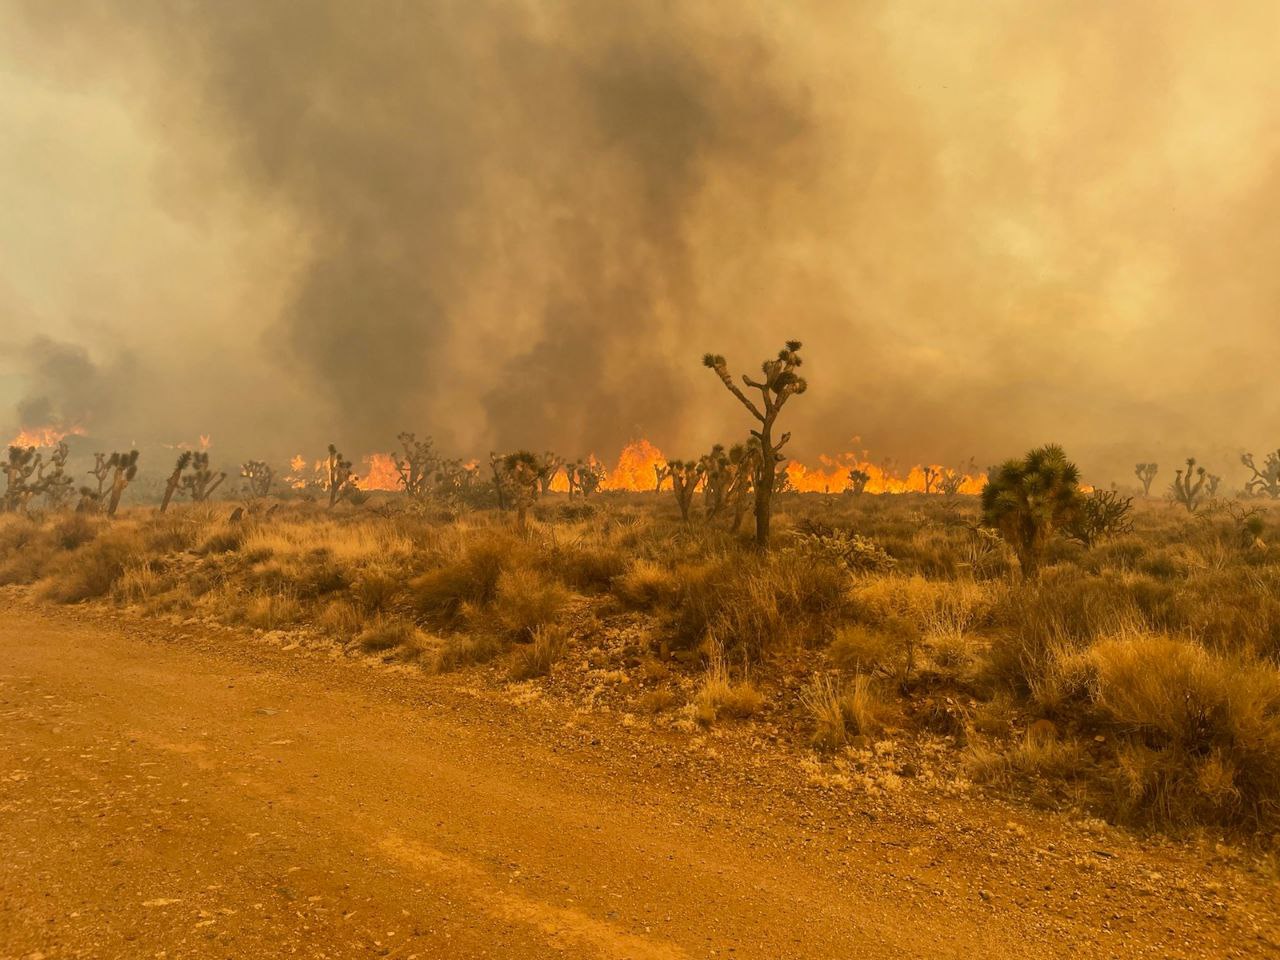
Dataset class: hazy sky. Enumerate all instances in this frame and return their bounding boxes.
[2,1,1278,484]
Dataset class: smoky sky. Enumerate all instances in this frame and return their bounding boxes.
[2,1,1279,485]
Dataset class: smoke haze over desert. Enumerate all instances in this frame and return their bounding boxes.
[3,1,1279,479]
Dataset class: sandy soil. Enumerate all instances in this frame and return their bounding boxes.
[1,600,1277,959]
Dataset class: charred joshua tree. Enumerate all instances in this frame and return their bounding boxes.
[180,452,226,503]
[1170,457,1208,513]
[1134,462,1159,497]
[1241,450,1280,499]
[725,440,762,533]
[495,451,544,532]
[240,460,275,499]
[654,462,672,492]
[922,465,940,495]
[703,340,807,546]
[700,444,731,520]
[566,459,605,499]
[39,442,74,509]
[537,453,563,495]
[668,459,704,524]
[394,432,438,499]
[88,453,112,500]
[105,451,140,517]
[2,446,40,513]
[160,452,193,513]
[325,444,357,508]
[847,468,871,497]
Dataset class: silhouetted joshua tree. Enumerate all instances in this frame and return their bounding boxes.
[325,444,357,508]
[1134,462,1159,498]
[240,460,275,499]
[847,468,870,497]
[1241,450,1280,499]
[703,340,807,547]
[1170,457,1208,513]
[160,452,193,513]
[180,452,226,503]
[667,459,704,524]
[105,450,140,517]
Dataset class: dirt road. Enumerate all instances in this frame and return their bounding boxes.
[2,604,1277,959]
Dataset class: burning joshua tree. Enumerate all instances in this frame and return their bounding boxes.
[653,462,672,492]
[703,340,807,546]
[847,467,870,497]
[394,432,438,499]
[566,460,605,500]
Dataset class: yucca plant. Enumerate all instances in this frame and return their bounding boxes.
[980,444,1083,579]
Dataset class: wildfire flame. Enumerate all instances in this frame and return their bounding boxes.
[359,452,400,491]
[7,424,86,448]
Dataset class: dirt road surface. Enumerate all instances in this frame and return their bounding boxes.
[2,603,1277,959]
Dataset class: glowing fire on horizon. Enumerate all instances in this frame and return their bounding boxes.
[7,424,86,448]
[352,439,986,495]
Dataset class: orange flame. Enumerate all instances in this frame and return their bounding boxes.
[783,453,986,495]
[359,452,400,491]
[7,424,86,448]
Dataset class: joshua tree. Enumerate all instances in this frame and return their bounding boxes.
[846,468,870,497]
[937,458,976,498]
[105,450,140,517]
[773,466,794,495]
[394,432,438,499]
[1134,462,1159,497]
[922,465,940,495]
[566,459,604,499]
[537,452,563,495]
[668,459,704,524]
[2,446,41,512]
[495,451,544,532]
[160,452,193,513]
[325,444,357,508]
[654,462,672,492]
[180,452,226,503]
[1241,450,1280,499]
[1206,473,1222,498]
[88,453,111,499]
[489,452,509,509]
[703,340,807,546]
[980,444,1083,579]
[240,460,275,499]
[700,444,731,520]
[725,440,761,533]
[1170,457,1208,513]
[39,442,74,509]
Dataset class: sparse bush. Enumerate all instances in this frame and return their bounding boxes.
[694,658,764,725]
[491,567,569,641]
[800,672,883,750]
[507,624,568,680]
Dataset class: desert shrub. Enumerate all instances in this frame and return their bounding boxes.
[507,624,568,680]
[408,536,513,626]
[548,542,626,592]
[196,523,248,555]
[636,687,678,713]
[434,632,506,673]
[966,730,1091,785]
[828,623,894,674]
[113,560,167,604]
[243,592,303,629]
[50,513,97,551]
[356,618,420,653]
[694,658,764,725]
[38,528,146,603]
[612,559,680,609]
[292,550,350,598]
[491,567,568,641]
[317,598,363,637]
[800,672,883,750]
[351,568,403,614]
[1088,632,1280,830]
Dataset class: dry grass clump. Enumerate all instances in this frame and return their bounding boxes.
[491,568,568,641]
[1088,631,1280,830]
[800,672,884,750]
[636,687,678,714]
[356,617,421,653]
[966,729,1091,785]
[243,592,304,630]
[612,559,680,609]
[37,526,147,603]
[507,624,568,681]
[408,535,515,626]
[694,658,764,725]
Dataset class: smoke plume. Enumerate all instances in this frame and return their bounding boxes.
[2,2,1278,486]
